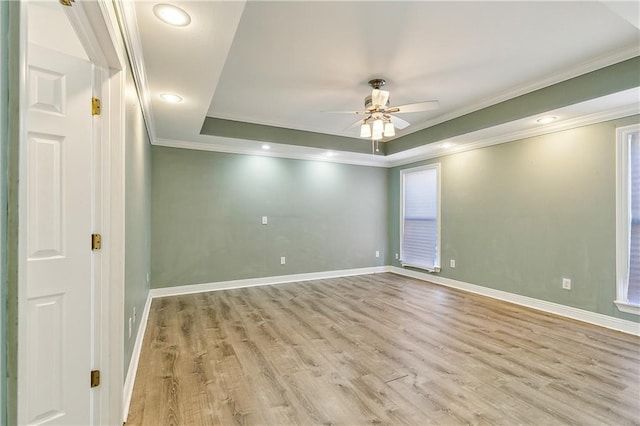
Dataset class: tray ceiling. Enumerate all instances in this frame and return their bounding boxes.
[119,0,640,166]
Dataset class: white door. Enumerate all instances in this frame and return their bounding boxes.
[24,43,95,425]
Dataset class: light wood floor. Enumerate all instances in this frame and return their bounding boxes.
[126,273,640,425]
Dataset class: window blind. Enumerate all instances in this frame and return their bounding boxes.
[401,166,440,271]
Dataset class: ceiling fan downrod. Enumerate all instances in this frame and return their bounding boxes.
[368,79,386,90]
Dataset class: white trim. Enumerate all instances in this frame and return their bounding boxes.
[389,266,640,336]
[615,123,640,315]
[112,0,156,142]
[149,266,388,299]
[614,300,640,315]
[153,137,389,168]
[90,61,105,426]
[77,2,128,424]
[94,2,128,424]
[105,65,126,426]
[16,0,29,422]
[122,293,152,423]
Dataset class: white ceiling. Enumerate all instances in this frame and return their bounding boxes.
[121,0,640,166]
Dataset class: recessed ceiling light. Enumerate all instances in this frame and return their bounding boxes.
[439,142,454,149]
[326,151,336,157]
[261,144,271,150]
[160,93,183,103]
[536,116,558,124]
[153,4,191,27]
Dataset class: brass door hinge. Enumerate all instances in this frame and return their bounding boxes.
[91,234,102,251]
[90,370,100,388]
[59,0,74,6]
[92,97,101,115]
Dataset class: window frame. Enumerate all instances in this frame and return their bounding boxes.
[399,163,441,272]
[615,123,640,315]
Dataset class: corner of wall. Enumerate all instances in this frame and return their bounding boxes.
[4,1,21,423]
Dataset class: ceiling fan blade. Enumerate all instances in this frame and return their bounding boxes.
[345,118,365,130]
[371,89,390,108]
[324,110,370,115]
[390,115,411,129]
[392,100,440,113]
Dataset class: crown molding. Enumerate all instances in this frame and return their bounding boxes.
[113,0,156,141]
[152,137,390,168]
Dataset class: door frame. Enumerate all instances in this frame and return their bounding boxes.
[17,1,125,424]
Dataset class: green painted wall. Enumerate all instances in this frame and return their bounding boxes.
[0,1,8,423]
[201,117,375,155]
[389,115,640,323]
[151,147,388,288]
[123,68,152,377]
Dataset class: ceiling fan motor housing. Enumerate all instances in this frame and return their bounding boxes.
[364,95,390,110]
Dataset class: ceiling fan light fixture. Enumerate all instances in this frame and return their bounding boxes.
[335,78,440,149]
[153,4,191,27]
[372,119,384,139]
[383,122,395,137]
[360,123,372,138]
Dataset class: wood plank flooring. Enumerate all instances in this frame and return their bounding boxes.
[126,273,640,425]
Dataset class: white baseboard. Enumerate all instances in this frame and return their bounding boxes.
[388,266,640,336]
[149,266,388,298]
[122,293,153,423]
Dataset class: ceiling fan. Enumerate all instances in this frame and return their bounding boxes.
[330,79,439,152]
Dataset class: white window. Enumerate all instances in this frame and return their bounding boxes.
[615,124,640,315]
[400,164,441,272]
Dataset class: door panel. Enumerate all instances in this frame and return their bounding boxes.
[28,133,63,259]
[26,295,63,423]
[25,43,93,425]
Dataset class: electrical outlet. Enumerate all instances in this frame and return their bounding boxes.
[395,253,399,260]
[562,278,571,290]
[262,216,268,225]
[281,256,286,265]
[450,259,456,268]
[375,251,380,258]
[128,317,132,338]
